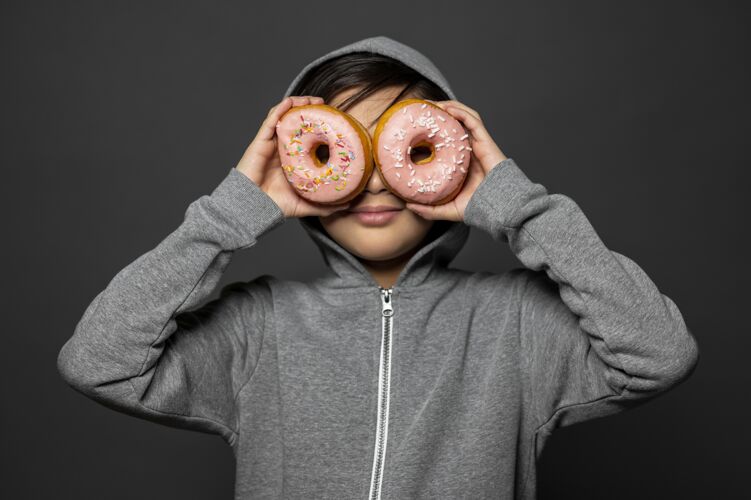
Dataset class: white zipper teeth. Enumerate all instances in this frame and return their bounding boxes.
[368,287,394,500]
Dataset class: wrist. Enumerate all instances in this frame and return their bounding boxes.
[484,153,509,174]
[235,165,263,187]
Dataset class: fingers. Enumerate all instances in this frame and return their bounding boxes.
[442,104,494,145]
[425,99,490,143]
[405,201,462,222]
[284,95,325,111]
[318,202,352,217]
[427,99,481,121]
[255,95,325,142]
[254,98,292,142]
[298,199,352,218]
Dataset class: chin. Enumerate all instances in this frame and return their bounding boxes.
[348,235,414,262]
[320,213,434,261]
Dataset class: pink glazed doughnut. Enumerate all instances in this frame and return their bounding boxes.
[373,98,471,205]
[275,104,374,205]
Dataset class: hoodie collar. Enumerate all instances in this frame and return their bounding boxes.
[285,35,468,290]
[297,216,470,290]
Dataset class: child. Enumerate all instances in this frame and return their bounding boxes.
[57,36,699,499]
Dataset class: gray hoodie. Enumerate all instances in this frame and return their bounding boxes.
[57,36,700,499]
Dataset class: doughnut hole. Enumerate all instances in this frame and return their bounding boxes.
[312,143,330,167]
[410,141,435,165]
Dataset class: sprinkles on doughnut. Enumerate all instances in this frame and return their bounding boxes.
[276,104,374,205]
[373,98,471,205]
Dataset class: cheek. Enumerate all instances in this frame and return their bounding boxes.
[399,210,434,241]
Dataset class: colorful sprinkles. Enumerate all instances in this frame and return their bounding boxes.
[281,113,355,193]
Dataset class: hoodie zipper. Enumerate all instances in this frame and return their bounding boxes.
[368,287,394,500]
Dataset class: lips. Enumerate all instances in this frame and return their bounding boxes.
[347,205,403,226]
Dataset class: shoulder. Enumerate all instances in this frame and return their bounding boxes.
[220,274,275,301]
[213,275,279,327]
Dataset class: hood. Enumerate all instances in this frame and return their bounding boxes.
[282,35,470,290]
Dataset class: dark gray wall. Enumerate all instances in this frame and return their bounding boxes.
[3,0,747,498]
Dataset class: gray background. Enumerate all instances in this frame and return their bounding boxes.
[3,0,748,498]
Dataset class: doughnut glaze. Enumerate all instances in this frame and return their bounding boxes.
[276,104,373,204]
[373,98,471,205]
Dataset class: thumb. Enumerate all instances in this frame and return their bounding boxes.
[406,202,462,222]
[406,203,440,220]
[320,202,352,217]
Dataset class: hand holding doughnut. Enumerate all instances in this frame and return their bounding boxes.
[275,98,479,207]
[275,103,374,205]
[372,98,472,206]
[235,96,353,218]
[404,100,508,222]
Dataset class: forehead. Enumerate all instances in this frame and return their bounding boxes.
[330,85,414,131]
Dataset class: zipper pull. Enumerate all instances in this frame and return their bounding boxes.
[380,288,393,317]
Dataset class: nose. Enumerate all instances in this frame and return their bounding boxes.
[363,159,389,194]
[362,125,389,195]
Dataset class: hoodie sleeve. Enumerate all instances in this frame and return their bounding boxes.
[56,167,285,445]
[462,158,699,432]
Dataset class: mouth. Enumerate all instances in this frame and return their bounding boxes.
[347,205,403,226]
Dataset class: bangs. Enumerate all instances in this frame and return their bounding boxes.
[290,52,450,129]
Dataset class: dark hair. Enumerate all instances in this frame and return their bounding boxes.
[290,52,451,129]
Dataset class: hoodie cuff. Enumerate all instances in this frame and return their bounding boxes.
[463,158,539,236]
[203,167,287,249]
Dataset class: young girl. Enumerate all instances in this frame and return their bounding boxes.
[57,36,699,499]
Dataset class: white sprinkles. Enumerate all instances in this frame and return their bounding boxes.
[378,102,471,197]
